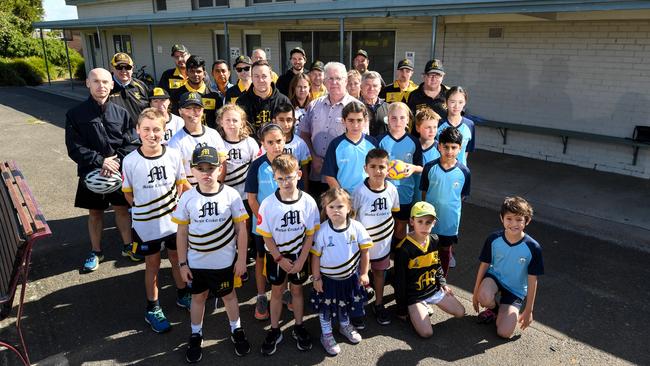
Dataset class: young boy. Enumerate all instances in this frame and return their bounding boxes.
[394,202,465,338]
[256,154,320,355]
[122,108,190,333]
[420,127,470,276]
[352,148,399,326]
[323,101,377,194]
[272,103,312,190]
[172,146,251,362]
[148,87,185,144]
[413,107,441,206]
[472,196,544,339]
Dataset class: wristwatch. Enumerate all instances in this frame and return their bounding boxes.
[179,261,188,267]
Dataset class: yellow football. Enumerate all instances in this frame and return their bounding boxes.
[387,159,408,180]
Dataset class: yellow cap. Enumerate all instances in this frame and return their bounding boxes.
[411,201,437,218]
[111,52,133,67]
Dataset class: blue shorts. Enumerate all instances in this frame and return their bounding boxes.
[484,272,524,309]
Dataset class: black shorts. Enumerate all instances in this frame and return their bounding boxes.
[484,272,525,309]
[265,252,309,286]
[131,230,177,256]
[437,235,458,248]
[189,265,236,298]
[393,203,414,221]
[74,177,129,210]
[252,234,266,258]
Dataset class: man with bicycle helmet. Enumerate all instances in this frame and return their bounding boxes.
[109,52,150,122]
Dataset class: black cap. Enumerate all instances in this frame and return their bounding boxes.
[309,60,324,72]
[179,91,204,108]
[233,55,252,68]
[290,46,306,58]
[149,87,170,100]
[191,146,220,167]
[424,59,445,75]
[397,58,414,70]
[355,49,369,59]
[171,44,188,56]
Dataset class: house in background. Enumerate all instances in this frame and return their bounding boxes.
[34,0,650,178]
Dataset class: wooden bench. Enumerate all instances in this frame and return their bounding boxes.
[0,161,51,366]
[470,116,650,166]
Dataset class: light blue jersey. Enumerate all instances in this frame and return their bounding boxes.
[378,133,423,206]
[437,117,475,167]
[244,155,278,235]
[420,159,470,236]
[413,141,440,205]
[323,134,377,193]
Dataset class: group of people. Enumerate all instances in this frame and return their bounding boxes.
[64,44,544,363]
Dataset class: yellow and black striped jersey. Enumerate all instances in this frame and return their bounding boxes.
[352,179,400,260]
[223,137,259,199]
[310,219,372,279]
[167,126,227,185]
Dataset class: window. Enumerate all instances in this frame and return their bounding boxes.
[280,32,312,73]
[214,32,227,61]
[192,0,228,9]
[248,0,293,4]
[245,34,261,58]
[113,34,132,55]
[351,31,396,82]
[154,0,166,11]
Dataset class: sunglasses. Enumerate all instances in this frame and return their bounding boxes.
[115,65,133,71]
[235,66,251,72]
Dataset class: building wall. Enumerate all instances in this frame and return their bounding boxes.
[77,0,152,18]
[440,19,650,177]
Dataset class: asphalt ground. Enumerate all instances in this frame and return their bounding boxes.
[0,87,648,365]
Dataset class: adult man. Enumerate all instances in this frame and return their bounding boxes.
[108,52,150,123]
[210,59,234,103]
[353,49,385,87]
[158,44,190,92]
[148,87,184,144]
[236,60,291,135]
[407,59,449,119]
[300,62,358,198]
[361,71,389,137]
[380,58,418,104]
[276,46,306,96]
[308,60,327,100]
[225,55,252,104]
[65,68,140,272]
[169,55,223,128]
[251,48,279,84]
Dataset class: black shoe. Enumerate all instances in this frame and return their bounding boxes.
[186,333,203,363]
[260,328,283,356]
[373,303,391,326]
[291,324,313,351]
[231,327,251,357]
[350,316,366,330]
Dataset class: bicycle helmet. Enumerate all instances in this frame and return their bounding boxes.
[84,168,122,194]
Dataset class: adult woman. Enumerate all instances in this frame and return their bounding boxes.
[288,73,312,134]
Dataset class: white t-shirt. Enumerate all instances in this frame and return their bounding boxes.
[122,147,187,241]
[223,137,259,199]
[259,134,312,167]
[310,219,372,279]
[171,184,248,270]
[352,179,400,260]
[257,190,320,255]
[163,113,185,144]
[167,126,227,185]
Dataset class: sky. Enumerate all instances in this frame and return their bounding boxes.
[43,0,78,21]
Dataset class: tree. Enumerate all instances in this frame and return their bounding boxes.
[0,0,43,35]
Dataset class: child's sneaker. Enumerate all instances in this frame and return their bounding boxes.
[260,328,282,355]
[282,289,293,312]
[449,253,457,268]
[255,295,270,320]
[320,333,340,356]
[186,333,203,363]
[365,286,375,303]
[231,327,251,356]
[338,323,362,344]
[144,306,171,333]
[373,303,391,325]
[291,324,312,351]
[82,251,103,272]
[176,292,192,310]
[122,243,144,262]
[477,308,497,324]
[350,316,366,330]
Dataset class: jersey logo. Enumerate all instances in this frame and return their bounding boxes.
[147,166,168,183]
[228,148,242,161]
[199,202,218,218]
[348,234,356,246]
[415,268,437,290]
[203,98,216,110]
[283,147,293,155]
[327,236,335,247]
[281,210,301,227]
[195,142,209,150]
[257,213,263,226]
[218,280,230,290]
[370,197,387,212]
[165,129,173,141]
[255,110,271,127]
[169,79,184,89]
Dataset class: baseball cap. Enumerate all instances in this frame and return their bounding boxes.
[171,44,188,56]
[191,146,220,167]
[179,91,204,108]
[424,59,445,75]
[233,55,252,68]
[309,60,324,72]
[290,46,306,57]
[411,201,437,219]
[355,49,369,59]
[149,87,170,100]
[111,52,133,67]
[397,58,414,70]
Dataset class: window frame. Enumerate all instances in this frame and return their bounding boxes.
[112,34,133,56]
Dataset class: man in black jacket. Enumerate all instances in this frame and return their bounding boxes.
[276,46,306,96]
[65,68,141,273]
[108,52,150,123]
[169,55,222,128]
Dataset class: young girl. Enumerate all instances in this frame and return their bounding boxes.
[378,102,423,242]
[437,86,475,167]
[310,188,371,356]
[244,123,285,321]
[288,73,312,134]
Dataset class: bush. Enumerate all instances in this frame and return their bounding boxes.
[9,58,43,85]
[0,60,26,86]
[75,60,86,80]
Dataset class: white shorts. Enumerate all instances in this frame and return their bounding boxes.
[421,289,445,305]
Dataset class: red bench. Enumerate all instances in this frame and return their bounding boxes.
[0,161,51,365]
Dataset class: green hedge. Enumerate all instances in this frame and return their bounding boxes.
[0,61,26,86]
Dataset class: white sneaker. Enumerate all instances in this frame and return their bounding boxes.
[338,323,362,344]
[449,253,457,268]
[320,333,340,355]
